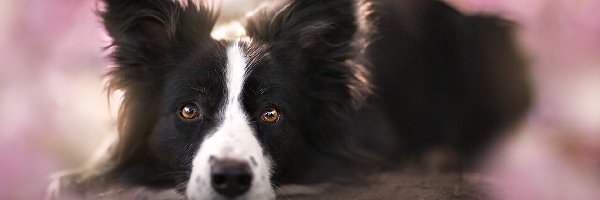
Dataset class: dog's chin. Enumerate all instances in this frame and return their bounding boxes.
[185,185,275,200]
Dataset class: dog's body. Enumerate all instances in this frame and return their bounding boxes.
[48,0,529,199]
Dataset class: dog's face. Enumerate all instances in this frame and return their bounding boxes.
[101,0,369,199]
[157,40,315,199]
[156,41,295,199]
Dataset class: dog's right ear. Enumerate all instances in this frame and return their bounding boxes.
[99,0,217,174]
[100,0,217,66]
[101,0,176,60]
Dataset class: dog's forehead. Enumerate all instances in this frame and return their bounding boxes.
[164,39,272,105]
[219,39,269,83]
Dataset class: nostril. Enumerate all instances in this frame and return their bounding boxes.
[212,174,226,186]
[210,158,253,197]
[238,174,252,185]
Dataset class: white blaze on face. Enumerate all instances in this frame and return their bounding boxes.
[187,43,275,200]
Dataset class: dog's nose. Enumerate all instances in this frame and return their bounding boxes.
[210,158,253,197]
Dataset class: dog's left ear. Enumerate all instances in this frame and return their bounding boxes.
[245,0,371,61]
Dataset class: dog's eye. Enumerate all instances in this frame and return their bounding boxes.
[180,103,200,119]
[261,106,280,123]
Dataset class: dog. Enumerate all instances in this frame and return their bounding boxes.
[47,0,530,199]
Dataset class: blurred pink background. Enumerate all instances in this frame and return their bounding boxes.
[0,0,109,199]
[447,1,600,199]
[1,0,599,199]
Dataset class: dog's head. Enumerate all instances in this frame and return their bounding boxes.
[100,0,371,199]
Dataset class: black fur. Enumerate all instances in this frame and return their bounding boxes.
[53,0,530,198]
[101,0,222,188]
[363,0,530,165]
[243,0,373,183]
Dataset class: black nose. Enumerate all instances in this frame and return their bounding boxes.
[210,158,253,197]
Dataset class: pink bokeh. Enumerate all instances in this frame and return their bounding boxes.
[447,0,600,199]
[0,0,109,199]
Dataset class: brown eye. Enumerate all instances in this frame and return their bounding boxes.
[261,106,280,123]
[180,103,200,119]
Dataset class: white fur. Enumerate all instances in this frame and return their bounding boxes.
[186,43,275,200]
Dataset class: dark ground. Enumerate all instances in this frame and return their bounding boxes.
[278,170,488,200]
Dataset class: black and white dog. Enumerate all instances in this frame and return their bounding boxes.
[48,0,530,199]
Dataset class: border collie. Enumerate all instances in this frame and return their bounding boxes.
[48,0,530,199]
[49,0,372,199]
